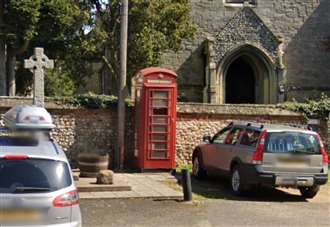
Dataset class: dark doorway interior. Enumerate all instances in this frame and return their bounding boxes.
[225,57,256,104]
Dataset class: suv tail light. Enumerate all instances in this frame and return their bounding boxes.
[252,130,268,164]
[53,190,80,207]
[316,134,329,165]
[4,155,29,160]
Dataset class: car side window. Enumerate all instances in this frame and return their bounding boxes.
[239,129,260,147]
[225,128,244,145]
[212,127,243,145]
[212,128,232,144]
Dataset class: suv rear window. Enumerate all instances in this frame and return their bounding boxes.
[265,132,321,154]
[0,159,72,193]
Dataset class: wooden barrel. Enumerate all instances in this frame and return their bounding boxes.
[78,153,109,178]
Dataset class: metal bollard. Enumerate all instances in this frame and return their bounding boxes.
[182,169,192,201]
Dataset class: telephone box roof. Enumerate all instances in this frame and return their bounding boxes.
[3,105,55,130]
[138,67,177,78]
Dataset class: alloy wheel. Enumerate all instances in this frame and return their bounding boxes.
[192,157,199,176]
[231,170,240,192]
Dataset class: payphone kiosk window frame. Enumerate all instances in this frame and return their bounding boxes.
[133,67,177,170]
[147,89,173,160]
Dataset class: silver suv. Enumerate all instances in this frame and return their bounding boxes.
[192,122,329,198]
[0,133,82,226]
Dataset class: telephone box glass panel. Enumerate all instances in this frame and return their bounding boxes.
[148,90,171,160]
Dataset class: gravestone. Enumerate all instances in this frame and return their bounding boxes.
[24,47,54,107]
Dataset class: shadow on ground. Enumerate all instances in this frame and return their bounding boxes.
[174,174,308,202]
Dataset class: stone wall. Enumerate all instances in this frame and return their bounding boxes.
[175,103,306,165]
[0,97,135,168]
[0,97,308,167]
[160,0,330,102]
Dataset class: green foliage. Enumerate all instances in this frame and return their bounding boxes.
[35,0,86,57]
[101,0,196,81]
[128,0,196,74]
[7,0,105,95]
[4,0,195,96]
[51,93,133,109]
[280,94,330,119]
[30,0,106,86]
[176,164,193,174]
[45,64,76,97]
[62,19,108,85]
[68,93,119,108]
[3,0,41,49]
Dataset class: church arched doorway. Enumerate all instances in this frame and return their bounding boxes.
[225,57,255,104]
[218,45,277,104]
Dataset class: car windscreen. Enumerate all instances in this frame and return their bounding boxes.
[0,159,72,193]
[265,132,321,154]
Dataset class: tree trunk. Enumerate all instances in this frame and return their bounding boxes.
[0,40,6,95]
[7,52,16,96]
[6,39,31,97]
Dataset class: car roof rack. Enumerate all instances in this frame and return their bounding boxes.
[3,105,55,130]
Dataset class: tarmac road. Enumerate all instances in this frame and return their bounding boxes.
[81,186,330,227]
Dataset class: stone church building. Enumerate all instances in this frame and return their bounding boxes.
[158,0,330,104]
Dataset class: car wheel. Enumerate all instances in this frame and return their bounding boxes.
[231,165,246,196]
[299,186,320,199]
[192,152,206,180]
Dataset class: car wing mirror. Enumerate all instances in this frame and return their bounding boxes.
[203,135,212,143]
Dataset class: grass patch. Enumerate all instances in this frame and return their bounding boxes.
[176,164,193,174]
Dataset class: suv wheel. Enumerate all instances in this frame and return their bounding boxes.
[299,186,320,199]
[192,152,206,180]
[231,165,246,196]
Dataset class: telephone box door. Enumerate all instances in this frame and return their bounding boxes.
[144,88,176,169]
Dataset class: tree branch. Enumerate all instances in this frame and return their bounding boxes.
[102,55,117,80]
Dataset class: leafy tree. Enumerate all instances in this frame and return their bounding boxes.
[26,0,107,96]
[100,0,196,90]
[1,0,195,97]
[1,0,102,96]
[0,0,41,95]
[45,63,76,97]
[28,0,105,96]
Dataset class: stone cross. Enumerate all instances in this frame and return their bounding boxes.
[24,47,54,107]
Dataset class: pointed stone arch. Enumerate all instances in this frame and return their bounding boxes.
[204,7,286,104]
[219,44,277,104]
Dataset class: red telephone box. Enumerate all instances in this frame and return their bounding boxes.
[132,67,177,170]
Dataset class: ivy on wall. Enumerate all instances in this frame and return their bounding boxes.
[280,94,330,120]
[52,93,133,109]
[50,93,330,120]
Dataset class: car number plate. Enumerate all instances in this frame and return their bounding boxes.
[275,176,314,186]
[0,209,41,222]
[276,177,296,185]
[279,158,307,166]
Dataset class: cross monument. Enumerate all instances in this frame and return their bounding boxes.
[24,47,54,107]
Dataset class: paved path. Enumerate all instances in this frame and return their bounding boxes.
[79,173,182,200]
[81,185,330,227]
